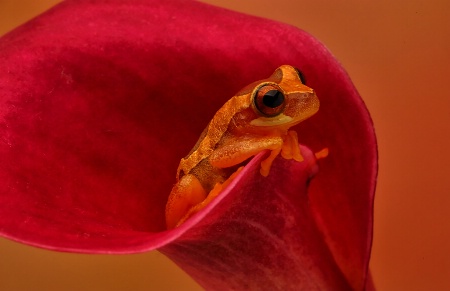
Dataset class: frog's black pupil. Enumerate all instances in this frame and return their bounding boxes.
[263,90,284,108]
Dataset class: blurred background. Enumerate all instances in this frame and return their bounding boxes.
[0,0,449,290]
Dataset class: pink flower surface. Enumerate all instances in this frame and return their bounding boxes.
[0,0,377,290]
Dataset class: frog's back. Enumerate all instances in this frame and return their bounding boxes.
[176,94,250,181]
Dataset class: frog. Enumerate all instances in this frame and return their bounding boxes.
[165,65,320,229]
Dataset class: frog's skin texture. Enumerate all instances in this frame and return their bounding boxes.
[165,65,319,229]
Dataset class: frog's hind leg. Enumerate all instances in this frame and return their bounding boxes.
[165,174,207,229]
[176,166,245,227]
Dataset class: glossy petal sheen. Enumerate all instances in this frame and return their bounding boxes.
[0,0,377,290]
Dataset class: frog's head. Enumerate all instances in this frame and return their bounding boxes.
[246,65,319,131]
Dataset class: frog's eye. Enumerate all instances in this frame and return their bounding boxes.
[254,85,286,117]
[294,67,306,84]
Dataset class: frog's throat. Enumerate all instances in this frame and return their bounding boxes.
[250,114,293,127]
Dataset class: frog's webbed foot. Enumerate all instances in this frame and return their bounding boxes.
[259,147,282,177]
[281,130,304,162]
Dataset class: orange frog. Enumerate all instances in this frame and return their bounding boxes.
[165,65,320,229]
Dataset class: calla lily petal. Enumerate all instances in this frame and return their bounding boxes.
[162,147,352,290]
[0,0,377,290]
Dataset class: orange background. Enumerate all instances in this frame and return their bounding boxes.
[1,1,449,290]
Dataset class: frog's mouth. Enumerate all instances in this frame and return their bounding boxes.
[249,114,293,127]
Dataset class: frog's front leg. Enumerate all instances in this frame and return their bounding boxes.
[210,130,304,177]
[209,135,284,177]
[259,130,304,176]
[165,174,207,229]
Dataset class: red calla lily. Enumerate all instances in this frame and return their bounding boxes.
[0,0,377,290]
